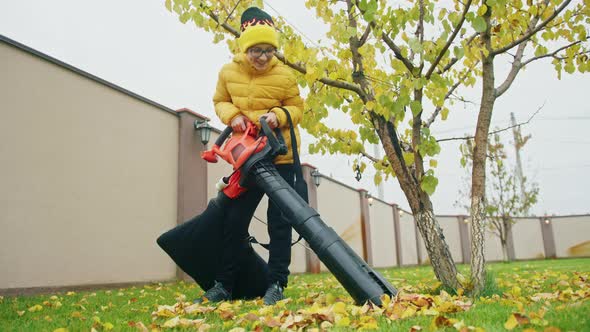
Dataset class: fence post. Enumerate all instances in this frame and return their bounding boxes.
[302,164,321,273]
[392,204,403,267]
[539,217,557,258]
[457,216,471,264]
[358,189,373,266]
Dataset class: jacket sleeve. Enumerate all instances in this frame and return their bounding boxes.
[270,73,303,128]
[213,68,241,125]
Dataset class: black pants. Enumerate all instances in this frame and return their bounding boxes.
[215,164,294,292]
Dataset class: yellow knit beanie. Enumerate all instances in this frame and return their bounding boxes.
[238,7,279,52]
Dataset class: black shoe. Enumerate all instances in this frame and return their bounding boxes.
[263,282,285,305]
[194,281,231,304]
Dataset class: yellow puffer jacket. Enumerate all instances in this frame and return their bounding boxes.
[213,54,304,165]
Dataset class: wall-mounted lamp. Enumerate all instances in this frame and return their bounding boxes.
[398,209,404,217]
[194,119,212,146]
[464,218,470,224]
[544,218,551,225]
[367,195,374,206]
[310,168,321,187]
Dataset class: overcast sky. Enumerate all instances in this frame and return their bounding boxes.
[1,0,588,216]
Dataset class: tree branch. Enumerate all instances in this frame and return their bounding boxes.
[438,33,478,75]
[346,0,372,102]
[495,2,585,98]
[359,24,372,47]
[331,136,388,166]
[495,41,527,98]
[425,60,480,128]
[411,0,426,65]
[425,0,473,79]
[491,0,572,56]
[382,32,417,74]
[424,81,461,128]
[352,1,416,74]
[437,104,543,142]
[205,5,366,97]
[521,38,589,67]
[205,8,240,37]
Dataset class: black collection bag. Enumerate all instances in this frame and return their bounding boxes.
[157,195,269,299]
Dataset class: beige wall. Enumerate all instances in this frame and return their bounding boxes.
[0,41,178,289]
[399,212,419,265]
[368,200,397,268]
[438,216,463,263]
[512,218,545,260]
[316,178,363,271]
[484,228,504,262]
[553,216,590,258]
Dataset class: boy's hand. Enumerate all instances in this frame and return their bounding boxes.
[261,112,278,129]
[231,115,249,132]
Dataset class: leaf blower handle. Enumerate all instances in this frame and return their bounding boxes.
[259,116,288,156]
[201,126,233,163]
[214,126,233,147]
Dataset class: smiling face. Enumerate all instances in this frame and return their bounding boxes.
[246,43,276,71]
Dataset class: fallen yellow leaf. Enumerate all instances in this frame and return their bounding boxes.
[544,327,562,332]
[505,313,530,330]
[505,314,518,330]
[228,328,246,332]
[28,304,43,312]
[335,316,351,327]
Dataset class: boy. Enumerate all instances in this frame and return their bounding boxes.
[196,6,303,305]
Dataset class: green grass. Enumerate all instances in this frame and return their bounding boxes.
[1,258,589,331]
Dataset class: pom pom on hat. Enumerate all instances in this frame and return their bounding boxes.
[238,7,279,52]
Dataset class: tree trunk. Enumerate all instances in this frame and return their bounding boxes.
[373,117,460,290]
[414,207,461,289]
[470,6,495,295]
[501,239,509,262]
[502,217,513,262]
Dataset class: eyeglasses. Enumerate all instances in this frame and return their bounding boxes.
[248,47,276,58]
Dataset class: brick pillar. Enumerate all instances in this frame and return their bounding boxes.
[302,164,321,273]
[176,108,210,280]
[540,217,557,258]
[358,189,373,266]
[392,204,403,267]
[457,216,471,264]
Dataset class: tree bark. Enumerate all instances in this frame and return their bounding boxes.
[373,117,460,290]
[414,208,461,289]
[470,6,495,295]
[501,239,509,262]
